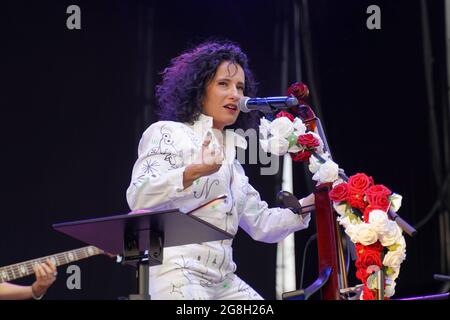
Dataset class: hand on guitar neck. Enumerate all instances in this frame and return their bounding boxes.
[0,259,56,300]
[0,245,119,300]
[30,259,57,299]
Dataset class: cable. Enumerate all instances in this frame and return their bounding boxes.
[414,173,450,230]
[299,233,317,289]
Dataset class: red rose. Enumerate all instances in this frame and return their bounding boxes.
[365,184,392,198]
[356,267,370,283]
[356,242,384,256]
[365,184,391,209]
[356,249,383,269]
[371,195,390,211]
[297,133,320,149]
[290,150,312,162]
[348,191,368,211]
[329,183,349,202]
[355,258,364,270]
[348,173,374,193]
[362,286,376,300]
[275,111,295,122]
[365,184,392,202]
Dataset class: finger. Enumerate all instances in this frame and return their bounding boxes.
[43,264,57,281]
[202,132,212,147]
[45,259,57,272]
[202,138,211,147]
[34,264,45,280]
[204,154,214,165]
[215,154,224,165]
[41,262,53,276]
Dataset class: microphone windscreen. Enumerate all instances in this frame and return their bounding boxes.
[238,97,251,113]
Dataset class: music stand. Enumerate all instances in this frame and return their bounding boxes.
[53,206,233,300]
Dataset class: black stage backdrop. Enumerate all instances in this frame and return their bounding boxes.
[1,0,448,300]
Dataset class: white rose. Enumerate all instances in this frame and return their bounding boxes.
[312,159,339,183]
[265,136,289,155]
[390,193,403,212]
[337,215,351,227]
[308,152,329,174]
[309,131,324,154]
[368,210,389,234]
[292,117,307,135]
[384,278,397,297]
[269,117,294,138]
[379,221,403,247]
[395,236,407,252]
[343,223,359,243]
[386,267,400,281]
[355,223,378,245]
[259,117,272,140]
[383,249,406,269]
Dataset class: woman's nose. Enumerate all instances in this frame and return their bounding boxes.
[229,86,242,100]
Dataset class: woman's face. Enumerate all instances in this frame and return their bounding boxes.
[202,61,245,131]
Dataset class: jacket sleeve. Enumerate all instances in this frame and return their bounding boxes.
[237,168,311,243]
[126,121,194,211]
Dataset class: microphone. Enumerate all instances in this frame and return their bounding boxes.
[238,96,299,113]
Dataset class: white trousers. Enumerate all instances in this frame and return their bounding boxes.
[149,268,264,300]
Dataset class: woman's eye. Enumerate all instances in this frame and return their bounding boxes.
[219,82,227,86]
[237,86,244,91]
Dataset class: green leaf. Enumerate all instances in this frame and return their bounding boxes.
[385,267,395,276]
[387,243,400,251]
[287,134,298,148]
[348,212,362,224]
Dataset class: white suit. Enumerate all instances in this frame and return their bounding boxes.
[126,114,311,300]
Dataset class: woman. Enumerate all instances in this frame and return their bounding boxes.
[126,40,314,300]
[0,259,56,300]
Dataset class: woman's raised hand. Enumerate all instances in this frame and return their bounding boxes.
[183,132,224,188]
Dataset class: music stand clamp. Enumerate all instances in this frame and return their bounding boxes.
[53,202,232,300]
[122,227,164,300]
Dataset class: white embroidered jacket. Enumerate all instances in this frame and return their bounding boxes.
[126,114,311,282]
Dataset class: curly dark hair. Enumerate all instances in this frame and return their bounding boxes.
[156,40,260,130]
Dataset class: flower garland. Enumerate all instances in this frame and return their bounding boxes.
[329,175,405,299]
[259,111,406,300]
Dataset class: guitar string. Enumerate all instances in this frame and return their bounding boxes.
[0,247,102,280]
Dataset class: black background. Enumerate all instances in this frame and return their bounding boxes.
[1,0,448,300]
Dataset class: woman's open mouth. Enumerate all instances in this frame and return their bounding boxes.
[223,104,238,112]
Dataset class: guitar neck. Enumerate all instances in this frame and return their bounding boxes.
[0,246,104,283]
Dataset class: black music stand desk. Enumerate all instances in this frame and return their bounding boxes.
[53,208,233,300]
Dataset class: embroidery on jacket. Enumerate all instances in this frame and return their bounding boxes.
[149,124,179,155]
[193,178,220,199]
[142,159,160,177]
